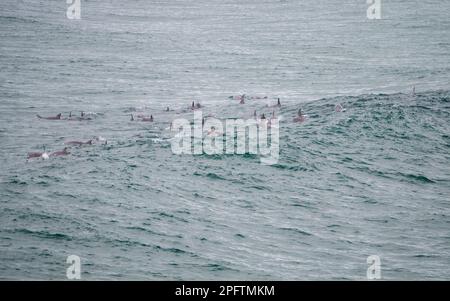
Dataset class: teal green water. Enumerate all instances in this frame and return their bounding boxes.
[1,90,449,280]
[0,0,449,280]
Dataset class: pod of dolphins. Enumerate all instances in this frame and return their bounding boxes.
[28,96,347,161]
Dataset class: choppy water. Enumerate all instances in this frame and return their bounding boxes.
[0,0,449,280]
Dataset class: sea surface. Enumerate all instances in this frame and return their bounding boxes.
[0,0,449,280]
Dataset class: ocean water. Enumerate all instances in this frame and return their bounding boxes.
[0,0,449,280]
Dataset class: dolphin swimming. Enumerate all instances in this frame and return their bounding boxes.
[64,139,93,146]
[50,147,70,157]
[37,113,62,120]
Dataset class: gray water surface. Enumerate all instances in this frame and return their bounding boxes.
[0,0,449,280]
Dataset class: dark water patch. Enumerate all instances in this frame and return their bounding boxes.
[0,16,39,24]
[6,229,72,241]
[5,177,28,186]
[289,202,315,209]
[270,163,310,172]
[107,238,152,248]
[150,212,189,224]
[363,218,389,224]
[327,224,341,228]
[154,245,196,257]
[53,191,78,199]
[127,226,183,239]
[248,185,270,191]
[205,172,226,180]
[397,172,435,184]
[204,263,234,272]
[192,192,217,201]
[278,227,313,236]
[413,254,439,258]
